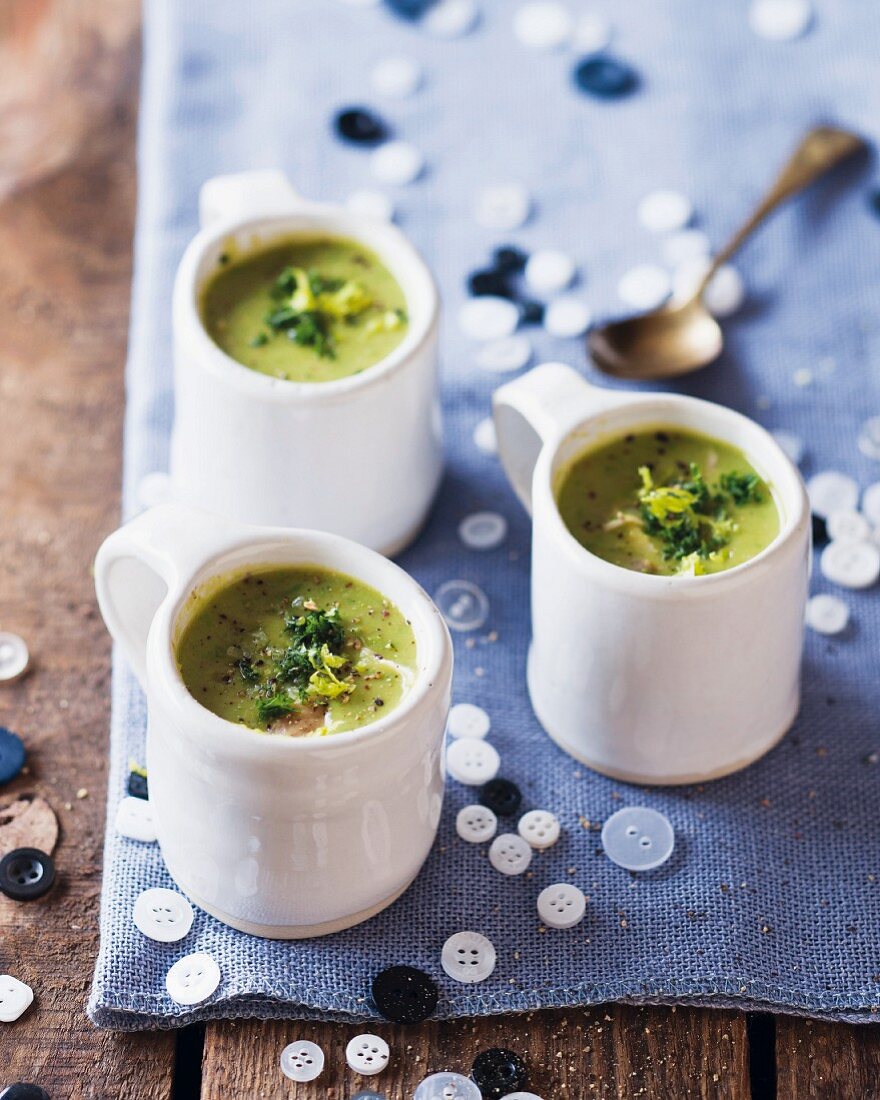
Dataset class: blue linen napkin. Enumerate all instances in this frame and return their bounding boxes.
[89,0,880,1027]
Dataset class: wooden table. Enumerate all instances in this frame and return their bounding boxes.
[1,4,878,1097]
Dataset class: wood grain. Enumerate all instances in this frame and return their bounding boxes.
[776,1017,880,1099]
[0,2,175,1097]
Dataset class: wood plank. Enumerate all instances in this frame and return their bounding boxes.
[776,1018,880,1099]
[201,1005,750,1098]
[0,2,176,1097]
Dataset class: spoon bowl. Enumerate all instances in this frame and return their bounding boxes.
[587,299,723,380]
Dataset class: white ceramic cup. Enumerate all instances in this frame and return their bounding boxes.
[170,169,443,556]
[94,502,453,938]
[493,363,810,785]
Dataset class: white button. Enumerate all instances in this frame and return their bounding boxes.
[861,483,880,526]
[807,471,859,518]
[459,511,508,550]
[346,1034,390,1076]
[448,702,491,739]
[525,249,576,295]
[475,334,533,373]
[637,189,693,234]
[805,593,849,635]
[133,887,194,943]
[371,141,425,186]
[456,803,498,843]
[137,471,173,510]
[543,297,592,338]
[857,416,880,461]
[537,882,587,929]
[371,55,423,99]
[475,183,532,231]
[827,509,871,544]
[346,189,395,222]
[0,974,34,1022]
[446,737,500,786]
[0,632,30,684]
[489,832,533,875]
[434,579,490,631]
[770,429,805,465]
[601,806,675,871]
[617,264,671,310]
[441,930,497,983]
[414,1073,482,1100]
[517,809,560,849]
[459,297,520,341]
[748,0,812,40]
[572,12,611,52]
[500,1094,546,1100]
[820,540,880,590]
[165,951,220,1006]
[673,257,745,316]
[473,417,498,455]
[513,2,573,49]
[115,796,158,843]
[280,1040,325,1082]
[423,0,479,37]
[661,228,711,265]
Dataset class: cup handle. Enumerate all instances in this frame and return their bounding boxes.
[198,169,309,229]
[493,362,618,515]
[94,503,240,690]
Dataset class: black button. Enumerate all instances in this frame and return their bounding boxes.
[0,1085,51,1100]
[384,0,434,19]
[479,778,522,817]
[492,246,528,274]
[127,771,149,800]
[471,1048,529,1099]
[468,270,514,298]
[334,108,389,146]
[519,300,545,325]
[0,848,56,902]
[812,513,829,547]
[371,965,438,1024]
[573,55,638,99]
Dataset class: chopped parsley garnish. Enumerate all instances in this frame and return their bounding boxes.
[720,471,763,505]
[256,693,298,724]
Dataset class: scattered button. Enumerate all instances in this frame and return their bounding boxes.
[572,12,612,52]
[384,0,433,16]
[513,2,573,49]
[0,728,26,786]
[346,1034,390,1076]
[601,806,675,871]
[346,189,395,222]
[475,183,532,231]
[423,0,480,37]
[280,1040,325,1082]
[353,1093,388,1100]
[469,270,515,298]
[441,930,497,983]
[812,513,829,547]
[637,189,693,234]
[0,1086,50,1100]
[543,296,592,338]
[448,702,491,739]
[127,770,149,800]
[524,249,576,295]
[414,1073,481,1100]
[805,593,849,636]
[661,228,711,265]
[573,55,638,98]
[133,887,195,943]
[770,429,805,465]
[519,300,545,325]
[0,635,30,685]
[371,55,423,99]
[493,245,529,273]
[371,141,425,185]
[165,951,221,1007]
[446,738,501,786]
[0,848,55,902]
[474,418,499,455]
[459,511,508,550]
[748,0,812,40]
[701,264,745,317]
[0,975,34,1023]
[434,579,490,631]
[499,1094,545,1100]
[459,297,520,341]
[537,882,587,929]
[472,1048,529,1100]
[858,416,880,461]
[475,335,532,373]
[861,482,880,526]
[807,471,859,519]
[517,809,560,849]
[114,796,158,842]
[456,804,498,843]
[371,965,438,1024]
[334,107,388,146]
[479,778,522,817]
[617,264,671,310]
[137,471,172,510]
[820,540,880,590]
[827,509,871,544]
[489,833,533,876]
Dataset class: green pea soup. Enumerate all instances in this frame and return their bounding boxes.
[175,564,418,736]
[555,427,780,577]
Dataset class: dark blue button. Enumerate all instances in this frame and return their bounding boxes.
[471,1048,529,1099]
[574,55,639,99]
[492,246,528,274]
[520,300,545,325]
[0,1086,51,1100]
[127,771,149,800]
[384,0,436,19]
[869,188,880,217]
[468,270,514,298]
[479,777,522,817]
[0,727,25,786]
[334,108,388,146]
[812,513,829,547]
[0,848,56,902]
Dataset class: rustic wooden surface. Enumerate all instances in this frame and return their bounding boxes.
[0,3,877,1099]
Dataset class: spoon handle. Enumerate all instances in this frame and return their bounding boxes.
[697,125,866,295]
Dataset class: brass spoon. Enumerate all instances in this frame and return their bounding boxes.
[588,126,867,381]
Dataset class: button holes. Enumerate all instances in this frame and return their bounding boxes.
[639,836,651,848]
[625,825,638,836]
